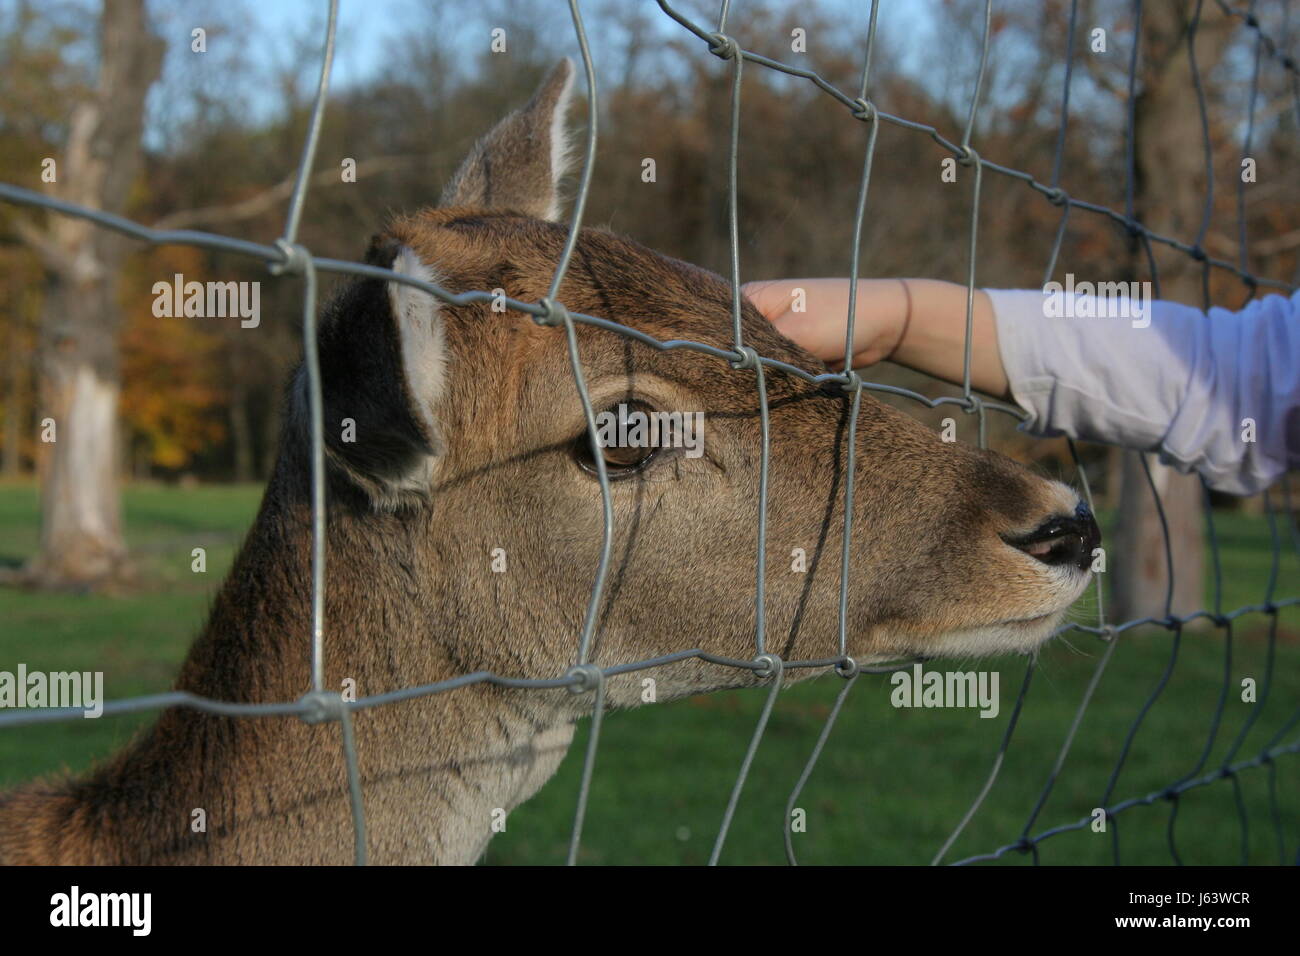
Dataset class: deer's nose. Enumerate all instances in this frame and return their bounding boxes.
[1003,502,1101,573]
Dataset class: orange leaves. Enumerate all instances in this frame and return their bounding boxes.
[119,246,227,471]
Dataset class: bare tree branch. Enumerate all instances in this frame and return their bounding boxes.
[1210,227,1300,257]
[7,212,76,275]
[151,155,424,231]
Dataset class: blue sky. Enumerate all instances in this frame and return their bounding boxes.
[135,0,942,143]
[238,0,934,86]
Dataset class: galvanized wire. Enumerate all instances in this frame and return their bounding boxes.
[1,0,1298,868]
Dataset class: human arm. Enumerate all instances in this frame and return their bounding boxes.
[743,277,1300,495]
[740,277,1009,397]
[986,286,1300,496]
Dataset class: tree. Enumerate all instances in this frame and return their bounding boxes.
[13,0,164,589]
[1111,2,1234,623]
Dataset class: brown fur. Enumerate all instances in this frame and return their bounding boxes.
[0,60,1091,865]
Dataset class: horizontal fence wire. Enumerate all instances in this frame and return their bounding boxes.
[1,0,1298,865]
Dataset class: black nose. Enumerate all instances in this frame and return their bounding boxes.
[1003,502,1102,572]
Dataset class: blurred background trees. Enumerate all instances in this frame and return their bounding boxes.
[1,0,1297,593]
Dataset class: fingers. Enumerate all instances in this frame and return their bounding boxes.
[743,278,886,367]
[740,279,792,321]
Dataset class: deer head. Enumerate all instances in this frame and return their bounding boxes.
[308,58,1098,702]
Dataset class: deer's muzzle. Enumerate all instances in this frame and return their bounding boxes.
[1002,501,1102,573]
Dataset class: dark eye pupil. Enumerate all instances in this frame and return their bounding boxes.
[602,442,652,467]
[574,400,663,479]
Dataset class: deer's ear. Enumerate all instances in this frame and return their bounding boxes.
[439,58,576,221]
[312,240,448,506]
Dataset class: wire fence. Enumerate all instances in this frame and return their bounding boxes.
[1,0,1299,865]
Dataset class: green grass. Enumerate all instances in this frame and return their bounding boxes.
[0,482,253,787]
[1,481,1298,865]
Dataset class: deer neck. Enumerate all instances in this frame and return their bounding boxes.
[4,472,578,865]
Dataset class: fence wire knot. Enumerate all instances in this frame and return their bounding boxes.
[851,98,877,123]
[535,297,570,328]
[298,690,348,724]
[963,393,984,416]
[840,369,864,393]
[566,664,604,695]
[956,144,979,167]
[753,653,782,680]
[707,32,739,60]
[835,656,860,679]
[270,238,311,277]
[1044,186,1068,207]
[729,344,760,371]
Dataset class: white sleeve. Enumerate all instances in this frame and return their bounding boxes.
[986,286,1300,496]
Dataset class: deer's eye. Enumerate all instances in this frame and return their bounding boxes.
[573,400,663,480]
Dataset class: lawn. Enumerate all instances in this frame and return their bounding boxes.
[1,480,1298,865]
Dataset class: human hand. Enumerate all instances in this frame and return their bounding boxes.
[743,277,1009,398]
[741,277,910,370]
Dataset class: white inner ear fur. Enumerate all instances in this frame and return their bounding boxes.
[387,247,447,442]
[544,60,578,222]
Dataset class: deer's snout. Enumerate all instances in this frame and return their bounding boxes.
[1002,501,1101,573]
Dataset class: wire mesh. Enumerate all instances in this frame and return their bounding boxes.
[1,0,1298,866]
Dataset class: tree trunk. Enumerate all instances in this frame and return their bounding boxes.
[1112,451,1205,622]
[1109,2,1231,623]
[21,0,164,590]
[28,277,128,585]
[2,310,25,478]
